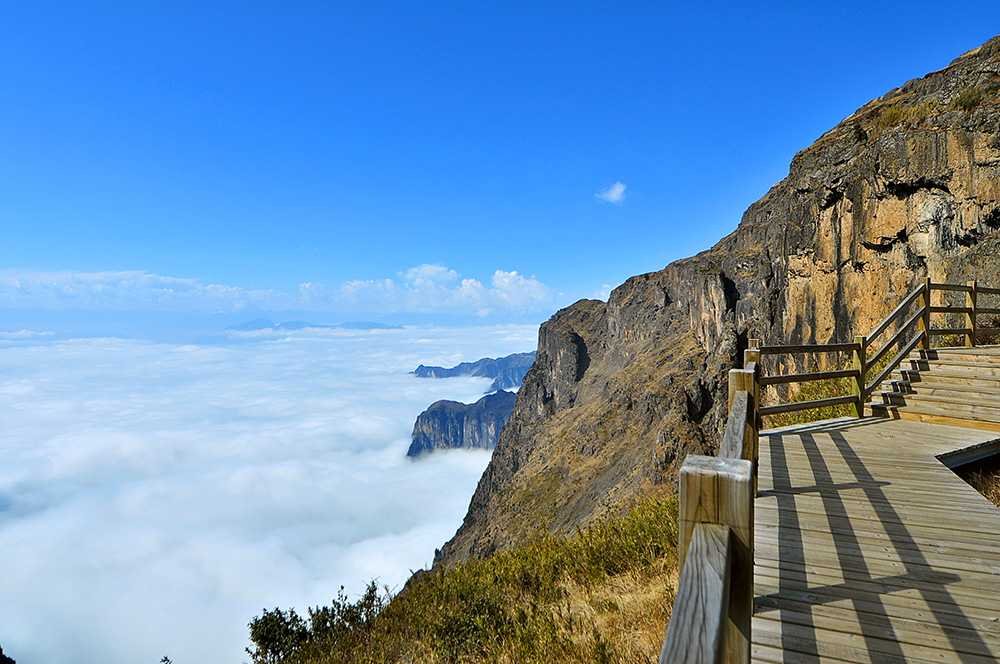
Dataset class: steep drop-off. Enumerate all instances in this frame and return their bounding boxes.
[438,36,1000,565]
[407,390,517,457]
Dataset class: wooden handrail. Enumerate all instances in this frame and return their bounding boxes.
[760,369,856,386]
[867,282,925,343]
[660,366,757,664]
[754,278,1000,421]
[758,342,857,355]
[866,330,925,395]
[759,394,858,417]
[865,308,924,372]
[662,278,998,661]
[659,523,732,664]
[930,282,973,292]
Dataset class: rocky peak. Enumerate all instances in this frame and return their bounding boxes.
[434,35,1000,568]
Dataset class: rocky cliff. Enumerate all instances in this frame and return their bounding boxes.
[436,36,1000,565]
[407,390,517,457]
[413,352,537,391]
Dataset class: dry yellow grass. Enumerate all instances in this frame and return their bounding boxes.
[962,468,1000,507]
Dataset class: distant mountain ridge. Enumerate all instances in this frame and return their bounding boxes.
[413,351,536,392]
[407,390,516,458]
[227,319,402,332]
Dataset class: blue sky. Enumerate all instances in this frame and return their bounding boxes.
[3,2,1000,324]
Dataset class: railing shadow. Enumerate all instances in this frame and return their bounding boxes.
[757,427,995,662]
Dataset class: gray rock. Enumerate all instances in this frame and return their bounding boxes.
[412,352,536,391]
[407,390,517,457]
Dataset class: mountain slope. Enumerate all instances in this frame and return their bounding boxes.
[437,35,1000,565]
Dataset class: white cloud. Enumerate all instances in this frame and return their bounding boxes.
[0,325,539,664]
[596,181,626,205]
[0,266,560,317]
[0,270,293,312]
[0,329,54,339]
[296,264,559,315]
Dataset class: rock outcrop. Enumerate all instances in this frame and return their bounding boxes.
[436,36,1000,566]
[413,352,537,392]
[407,390,517,457]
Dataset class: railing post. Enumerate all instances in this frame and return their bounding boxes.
[967,280,978,347]
[852,335,866,418]
[677,456,754,664]
[728,370,757,460]
[743,347,761,479]
[919,276,932,350]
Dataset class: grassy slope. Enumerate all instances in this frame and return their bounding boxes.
[247,498,679,664]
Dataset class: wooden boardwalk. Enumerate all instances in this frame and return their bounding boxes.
[754,417,1000,663]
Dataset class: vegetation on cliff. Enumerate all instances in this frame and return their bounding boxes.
[247,498,678,663]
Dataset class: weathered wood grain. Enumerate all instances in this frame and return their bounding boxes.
[660,523,731,664]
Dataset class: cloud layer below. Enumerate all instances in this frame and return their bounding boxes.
[0,266,558,316]
[0,325,538,663]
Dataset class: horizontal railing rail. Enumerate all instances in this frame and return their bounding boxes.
[755,277,1000,423]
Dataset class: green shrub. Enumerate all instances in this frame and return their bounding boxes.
[951,86,983,112]
[874,100,941,131]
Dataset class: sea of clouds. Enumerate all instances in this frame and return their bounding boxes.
[0,324,538,664]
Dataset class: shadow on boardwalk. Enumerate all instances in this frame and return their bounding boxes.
[753,417,1000,663]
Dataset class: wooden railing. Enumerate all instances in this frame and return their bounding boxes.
[659,350,759,664]
[658,276,1000,662]
[757,278,1000,421]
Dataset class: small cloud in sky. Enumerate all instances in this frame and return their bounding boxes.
[596,181,626,205]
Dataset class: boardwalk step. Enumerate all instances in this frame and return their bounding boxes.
[896,359,1000,376]
[868,396,1000,424]
[882,380,1000,401]
[872,390,1000,411]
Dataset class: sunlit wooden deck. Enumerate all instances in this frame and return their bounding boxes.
[754,417,1000,663]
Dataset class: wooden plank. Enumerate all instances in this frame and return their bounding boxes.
[660,523,731,664]
[760,369,856,386]
[865,330,924,393]
[931,282,974,293]
[678,455,753,664]
[931,306,973,314]
[869,406,1000,432]
[759,394,857,416]
[867,283,925,344]
[967,280,978,348]
[929,327,974,336]
[720,390,750,460]
[852,335,866,416]
[752,406,1000,664]
[758,342,858,355]
[920,276,932,350]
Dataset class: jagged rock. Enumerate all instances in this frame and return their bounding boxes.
[0,645,16,664]
[412,352,536,391]
[407,390,517,457]
[435,35,1000,567]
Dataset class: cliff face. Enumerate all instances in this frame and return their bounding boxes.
[437,36,1000,565]
[407,390,517,457]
